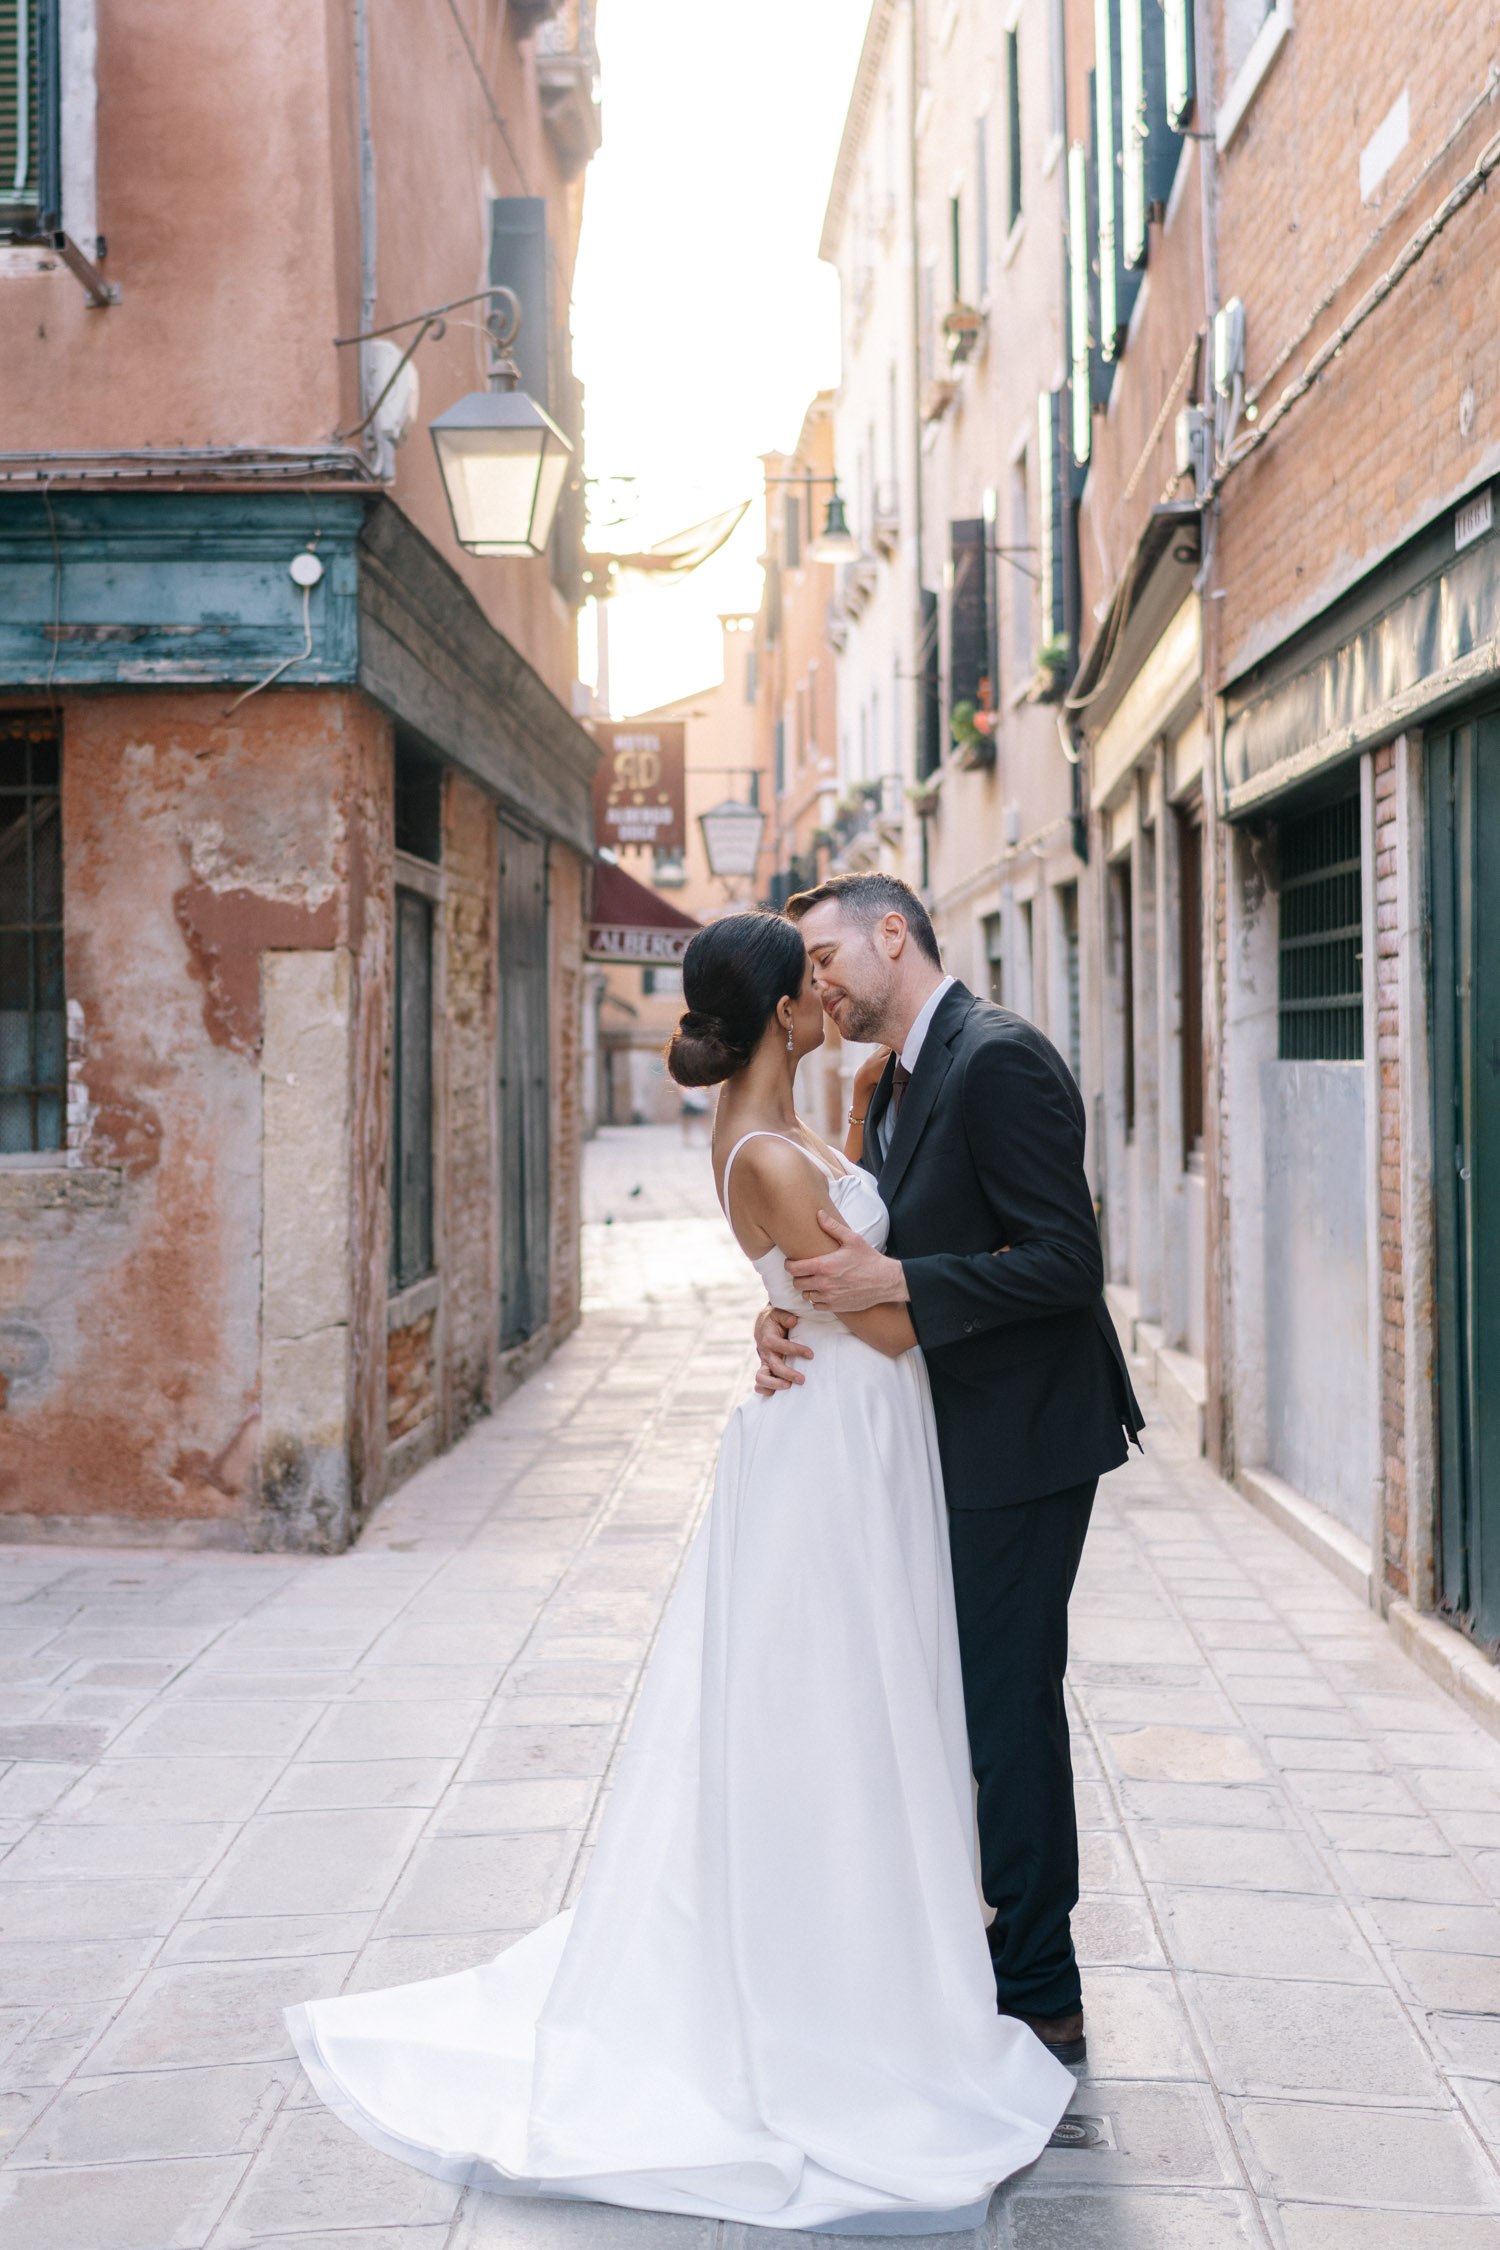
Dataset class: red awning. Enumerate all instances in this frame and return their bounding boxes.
[586,858,701,965]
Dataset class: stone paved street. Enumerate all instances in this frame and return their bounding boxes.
[2,1125,1500,2247]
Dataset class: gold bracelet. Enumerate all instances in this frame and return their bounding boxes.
[848,1109,867,1125]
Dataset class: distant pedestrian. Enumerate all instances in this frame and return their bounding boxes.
[678,1082,710,1145]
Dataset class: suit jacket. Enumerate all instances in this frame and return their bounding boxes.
[863,980,1143,1509]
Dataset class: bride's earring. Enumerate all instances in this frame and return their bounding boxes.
[786,1030,795,1053]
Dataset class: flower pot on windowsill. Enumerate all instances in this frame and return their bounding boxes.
[941,302,984,366]
[1024,636,1071,705]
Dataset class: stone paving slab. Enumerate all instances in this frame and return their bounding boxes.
[0,1125,1498,2246]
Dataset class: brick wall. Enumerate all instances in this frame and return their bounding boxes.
[387,1312,436,1446]
[1374,744,1406,1593]
[442,772,499,1434]
[1215,10,1500,682]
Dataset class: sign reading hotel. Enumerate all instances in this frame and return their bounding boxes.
[591,722,686,854]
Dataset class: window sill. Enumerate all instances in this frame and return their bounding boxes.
[388,1272,440,1332]
[0,1163,122,1213]
[395,851,444,903]
[1216,2,1293,154]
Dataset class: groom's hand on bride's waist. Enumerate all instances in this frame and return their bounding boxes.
[784,1207,911,1316]
[753,1306,812,1395]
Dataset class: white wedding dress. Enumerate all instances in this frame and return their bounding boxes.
[287,1135,1073,2232]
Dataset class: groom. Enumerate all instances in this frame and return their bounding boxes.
[754,870,1143,2066]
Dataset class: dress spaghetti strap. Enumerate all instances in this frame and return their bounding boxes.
[718,1131,847,1226]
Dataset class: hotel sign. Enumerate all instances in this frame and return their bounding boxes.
[591,721,686,853]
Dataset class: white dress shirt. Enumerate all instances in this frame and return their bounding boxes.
[875,975,955,1160]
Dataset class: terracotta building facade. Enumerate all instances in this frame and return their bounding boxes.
[0,0,602,1548]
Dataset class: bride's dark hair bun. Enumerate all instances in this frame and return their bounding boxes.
[665,912,808,1088]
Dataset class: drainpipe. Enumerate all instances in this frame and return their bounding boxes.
[354,0,378,447]
[908,0,927,845]
[1192,0,1230,1476]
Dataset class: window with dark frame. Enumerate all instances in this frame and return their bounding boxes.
[1178,810,1204,1156]
[1113,857,1135,1137]
[949,194,962,302]
[0,713,64,1155]
[395,733,443,865]
[1006,25,1023,231]
[1277,789,1363,1061]
[982,911,1003,1005]
[1058,881,1081,1081]
[390,888,435,1293]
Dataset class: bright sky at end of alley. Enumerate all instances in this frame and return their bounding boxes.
[570,0,872,720]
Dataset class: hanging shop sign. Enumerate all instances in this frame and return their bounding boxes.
[591,721,686,853]
[585,857,700,964]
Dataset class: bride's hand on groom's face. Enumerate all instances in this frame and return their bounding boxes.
[785,1208,911,1315]
[753,1305,812,1395]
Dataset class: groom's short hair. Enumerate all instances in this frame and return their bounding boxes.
[784,871,943,966]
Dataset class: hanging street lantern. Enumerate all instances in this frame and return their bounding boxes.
[429,288,573,557]
[699,798,766,881]
[808,487,861,564]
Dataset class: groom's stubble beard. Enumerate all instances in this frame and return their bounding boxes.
[829,990,890,1046]
[821,935,900,1047]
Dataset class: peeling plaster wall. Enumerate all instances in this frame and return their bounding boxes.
[442,773,500,1436]
[0,688,392,1542]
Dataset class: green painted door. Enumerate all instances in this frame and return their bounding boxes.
[1428,714,1500,1649]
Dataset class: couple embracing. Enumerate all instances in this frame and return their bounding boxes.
[287,872,1144,2234]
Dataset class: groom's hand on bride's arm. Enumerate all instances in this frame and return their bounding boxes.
[784,1207,911,1314]
[753,1305,813,1395]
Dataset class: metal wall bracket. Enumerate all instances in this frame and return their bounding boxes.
[20,232,121,307]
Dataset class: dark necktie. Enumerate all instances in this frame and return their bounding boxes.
[890,1061,912,1122]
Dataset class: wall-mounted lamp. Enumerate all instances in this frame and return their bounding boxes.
[764,470,863,565]
[335,286,573,556]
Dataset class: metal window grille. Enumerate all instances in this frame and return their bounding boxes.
[1277,790,1363,1060]
[0,712,64,1153]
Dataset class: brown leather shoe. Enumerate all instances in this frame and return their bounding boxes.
[999,2007,1086,2066]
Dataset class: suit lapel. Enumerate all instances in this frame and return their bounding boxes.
[860,1054,896,1176]
[877,983,975,1205]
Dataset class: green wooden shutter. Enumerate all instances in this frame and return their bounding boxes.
[1122,0,1180,270]
[1093,0,1140,359]
[948,518,988,718]
[1037,391,1067,642]
[0,0,60,237]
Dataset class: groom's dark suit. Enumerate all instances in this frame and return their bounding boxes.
[861,980,1143,2019]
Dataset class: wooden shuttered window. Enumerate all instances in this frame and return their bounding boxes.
[0,0,60,236]
[1037,391,1068,645]
[489,196,553,411]
[948,518,988,716]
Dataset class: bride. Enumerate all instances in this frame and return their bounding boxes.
[286,910,1073,2233]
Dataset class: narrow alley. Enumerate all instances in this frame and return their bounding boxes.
[0,1129,1498,2248]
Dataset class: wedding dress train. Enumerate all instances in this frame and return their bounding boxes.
[287,1136,1073,2232]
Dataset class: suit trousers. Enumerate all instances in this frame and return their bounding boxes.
[947,1481,1096,2019]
